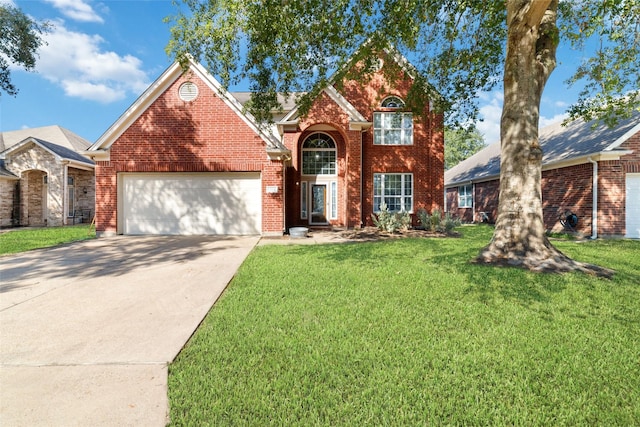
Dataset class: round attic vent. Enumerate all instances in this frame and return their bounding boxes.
[178,82,198,102]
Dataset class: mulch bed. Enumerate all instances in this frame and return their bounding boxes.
[337,226,459,241]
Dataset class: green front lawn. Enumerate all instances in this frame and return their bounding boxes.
[168,226,640,425]
[0,225,95,255]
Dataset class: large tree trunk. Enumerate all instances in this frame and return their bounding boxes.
[476,0,612,277]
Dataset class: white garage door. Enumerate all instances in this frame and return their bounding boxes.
[121,172,262,235]
[626,173,640,239]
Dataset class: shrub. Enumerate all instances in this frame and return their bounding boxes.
[371,203,411,233]
[417,208,461,234]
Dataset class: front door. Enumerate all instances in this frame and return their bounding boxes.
[311,184,327,224]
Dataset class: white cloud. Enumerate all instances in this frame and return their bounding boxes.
[476,91,569,143]
[539,113,568,129]
[476,91,503,144]
[0,0,17,7]
[35,21,150,103]
[43,0,104,23]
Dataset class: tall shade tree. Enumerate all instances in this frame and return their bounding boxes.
[0,3,48,96]
[168,0,638,275]
[444,127,485,170]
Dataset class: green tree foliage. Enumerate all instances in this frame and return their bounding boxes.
[0,4,48,97]
[560,1,640,126]
[167,0,637,273]
[168,0,638,126]
[444,127,485,169]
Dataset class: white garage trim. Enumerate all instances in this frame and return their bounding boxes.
[118,172,261,235]
[626,173,640,239]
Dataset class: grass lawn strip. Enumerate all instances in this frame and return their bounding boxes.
[0,225,95,255]
[169,226,640,425]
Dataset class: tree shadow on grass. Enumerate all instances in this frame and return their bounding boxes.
[272,232,639,323]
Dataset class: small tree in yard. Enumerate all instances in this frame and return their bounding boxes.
[167,0,638,276]
[0,4,48,96]
[445,126,485,170]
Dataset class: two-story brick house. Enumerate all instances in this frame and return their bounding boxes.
[86,51,444,236]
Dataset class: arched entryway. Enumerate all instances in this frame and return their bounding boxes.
[20,169,48,226]
[300,132,339,226]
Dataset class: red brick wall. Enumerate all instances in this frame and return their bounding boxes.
[542,164,593,234]
[282,54,444,229]
[445,180,499,223]
[95,71,284,235]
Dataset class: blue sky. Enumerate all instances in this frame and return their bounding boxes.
[2,0,587,144]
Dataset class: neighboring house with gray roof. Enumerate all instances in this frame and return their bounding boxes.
[0,126,95,227]
[445,112,640,238]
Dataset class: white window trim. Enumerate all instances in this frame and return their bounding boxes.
[373,111,414,145]
[373,173,414,213]
[301,132,337,176]
[458,184,473,208]
[301,181,308,219]
[330,181,337,220]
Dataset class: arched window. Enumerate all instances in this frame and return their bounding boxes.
[381,96,405,109]
[374,96,413,145]
[302,133,336,175]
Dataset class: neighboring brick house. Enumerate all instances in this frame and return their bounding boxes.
[445,112,640,238]
[85,52,444,236]
[0,126,95,228]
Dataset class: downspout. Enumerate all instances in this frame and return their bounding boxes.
[587,157,598,239]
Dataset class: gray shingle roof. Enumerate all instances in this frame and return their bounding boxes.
[0,125,91,152]
[445,111,640,187]
[35,138,94,165]
[0,160,19,179]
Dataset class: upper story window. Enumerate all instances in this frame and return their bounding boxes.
[374,97,413,145]
[381,96,404,108]
[302,133,337,175]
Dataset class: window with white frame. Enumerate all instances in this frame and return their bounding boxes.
[67,176,75,217]
[373,97,413,145]
[301,182,308,219]
[373,173,413,213]
[302,133,336,175]
[330,181,337,219]
[458,184,472,208]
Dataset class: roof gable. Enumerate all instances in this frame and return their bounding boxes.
[0,125,91,152]
[280,85,367,124]
[1,137,94,167]
[88,57,281,157]
[279,43,436,128]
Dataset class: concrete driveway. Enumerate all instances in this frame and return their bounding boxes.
[0,235,259,426]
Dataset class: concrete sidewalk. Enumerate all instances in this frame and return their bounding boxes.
[0,235,258,426]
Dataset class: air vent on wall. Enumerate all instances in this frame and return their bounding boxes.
[178,82,198,102]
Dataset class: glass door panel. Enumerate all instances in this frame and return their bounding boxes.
[311,184,327,224]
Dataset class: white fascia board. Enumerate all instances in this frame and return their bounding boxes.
[90,62,184,151]
[542,150,633,171]
[66,159,95,171]
[604,121,640,151]
[276,120,299,136]
[79,149,110,162]
[349,121,373,131]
